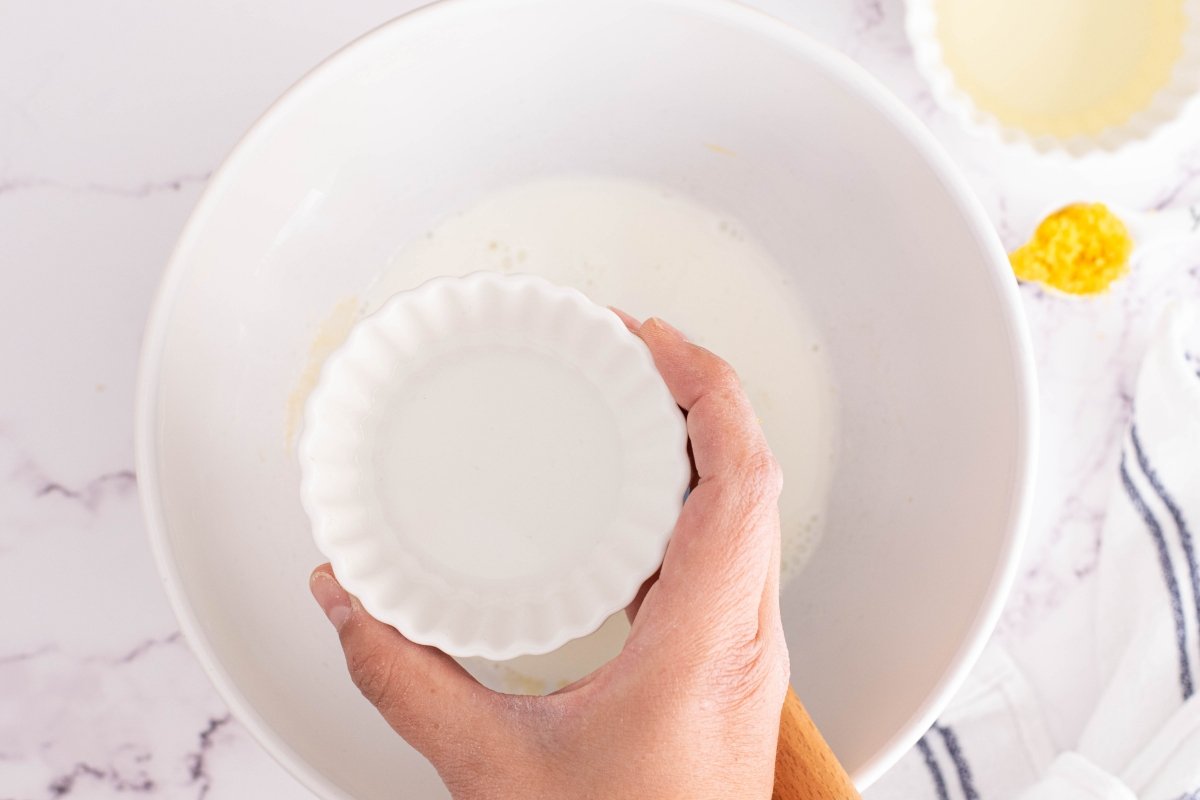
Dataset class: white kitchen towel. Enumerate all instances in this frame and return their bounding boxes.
[866,303,1200,800]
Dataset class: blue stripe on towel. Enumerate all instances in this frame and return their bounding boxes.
[934,724,980,800]
[1121,452,1195,699]
[1171,790,1200,800]
[916,735,950,800]
[1133,424,1200,650]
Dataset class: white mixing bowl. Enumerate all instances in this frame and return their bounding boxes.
[136,1,1037,796]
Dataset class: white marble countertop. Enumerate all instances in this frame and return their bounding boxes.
[2,1,1198,797]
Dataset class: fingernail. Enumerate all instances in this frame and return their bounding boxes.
[645,317,685,338]
[310,571,352,631]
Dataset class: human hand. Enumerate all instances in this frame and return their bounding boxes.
[309,313,789,799]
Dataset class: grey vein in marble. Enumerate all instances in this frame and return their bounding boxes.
[187,716,233,800]
[36,470,137,511]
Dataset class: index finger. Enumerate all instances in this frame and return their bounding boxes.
[631,316,775,485]
[613,312,784,645]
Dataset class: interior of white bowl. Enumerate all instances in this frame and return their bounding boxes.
[137,1,1035,797]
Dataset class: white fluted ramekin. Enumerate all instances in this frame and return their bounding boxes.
[298,272,689,660]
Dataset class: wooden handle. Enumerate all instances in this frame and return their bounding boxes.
[773,686,861,800]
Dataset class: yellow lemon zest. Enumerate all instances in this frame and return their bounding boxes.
[1009,203,1133,295]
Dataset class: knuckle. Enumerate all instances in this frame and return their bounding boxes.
[704,633,786,709]
[346,642,401,710]
[740,449,784,498]
[704,356,741,390]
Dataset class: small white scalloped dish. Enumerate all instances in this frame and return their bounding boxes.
[298,272,690,660]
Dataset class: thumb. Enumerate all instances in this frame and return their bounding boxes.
[309,564,498,764]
